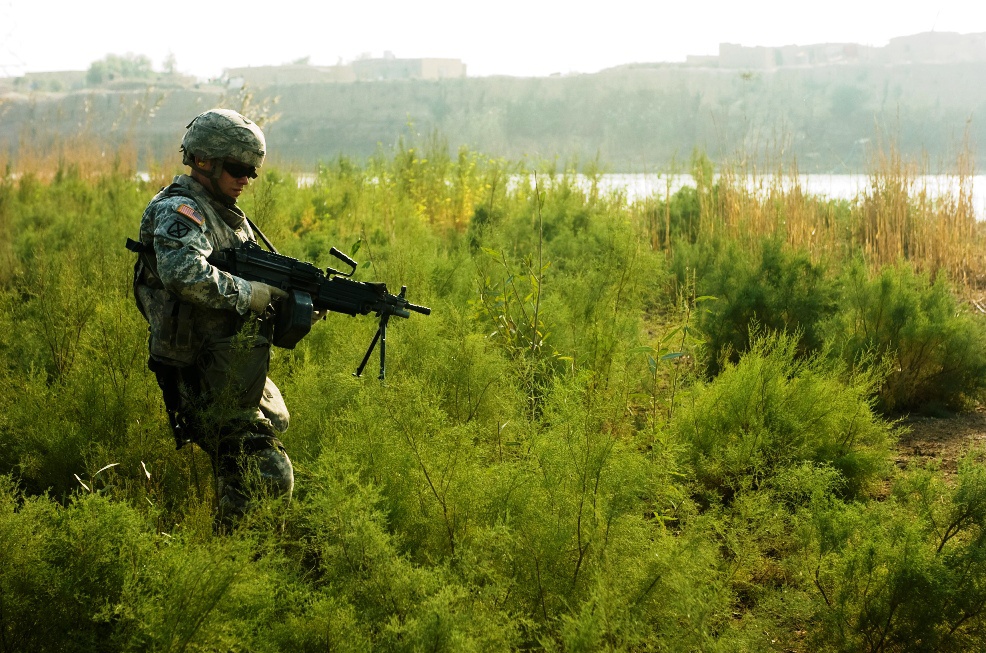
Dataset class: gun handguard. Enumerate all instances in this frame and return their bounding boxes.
[208,242,430,354]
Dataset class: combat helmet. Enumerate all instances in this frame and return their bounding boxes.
[180,109,266,168]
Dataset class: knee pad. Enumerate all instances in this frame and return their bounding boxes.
[249,440,294,499]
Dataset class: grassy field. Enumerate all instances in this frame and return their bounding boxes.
[2,136,986,651]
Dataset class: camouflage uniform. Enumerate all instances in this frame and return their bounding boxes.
[132,110,293,525]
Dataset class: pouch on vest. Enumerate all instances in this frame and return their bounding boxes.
[161,298,196,351]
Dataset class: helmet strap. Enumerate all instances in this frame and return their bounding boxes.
[210,161,237,206]
[191,158,237,206]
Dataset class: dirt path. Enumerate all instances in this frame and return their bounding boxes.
[896,404,986,476]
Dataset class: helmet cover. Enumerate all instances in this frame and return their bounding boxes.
[180,109,266,168]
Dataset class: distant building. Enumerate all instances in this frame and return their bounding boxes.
[702,31,986,70]
[882,32,986,64]
[223,57,466,88]
[718,44,777,69]
[685,55,719,68]
[776,43,874,67]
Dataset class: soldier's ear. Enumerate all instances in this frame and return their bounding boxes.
[193,156,212,171]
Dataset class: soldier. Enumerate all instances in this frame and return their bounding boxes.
[129,109,294,526]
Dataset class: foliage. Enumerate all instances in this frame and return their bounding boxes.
[1,138,985,651]
[796,454,986,652]
[86,53,154,86]
[827,258,986,414]
[7,62,986,173]
[675,235,837,377]
[671,332,894,503]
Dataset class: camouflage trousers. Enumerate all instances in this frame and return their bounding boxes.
[196,420,294,527]
[147,355,293,527]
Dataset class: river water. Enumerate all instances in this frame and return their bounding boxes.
[587,173,986,221]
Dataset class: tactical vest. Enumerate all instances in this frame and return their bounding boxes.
[130,176,257,367]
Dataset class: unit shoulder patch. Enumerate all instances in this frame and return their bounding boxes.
[176,204,204,226]
[166,220,193,239]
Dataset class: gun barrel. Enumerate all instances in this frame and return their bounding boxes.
[406,302,431,316]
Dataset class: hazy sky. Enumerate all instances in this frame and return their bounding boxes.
[2,0,984,79]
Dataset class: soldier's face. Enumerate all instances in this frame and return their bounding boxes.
[217,161,252,200]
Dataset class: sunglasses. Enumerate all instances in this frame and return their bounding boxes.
[223,160,258,179]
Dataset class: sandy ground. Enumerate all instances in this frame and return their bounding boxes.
[895,404,986,476]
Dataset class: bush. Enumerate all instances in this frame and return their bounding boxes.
[827,259,986,414]
[5,143,986,651]
[799,454,986,652]
[0,480,152,652]
[675,236,837,377]
[637,183,704,249]
[294,457,523,651]
[671,332,894,502]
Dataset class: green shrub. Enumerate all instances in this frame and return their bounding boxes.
[671,332,894,502]
[827,259,986,414]
[799,454,986,652]
[0,480,152,652]
[294,458,522,651]
[5,144,986,651]
[639,183,704,249]
[675,237,837,377]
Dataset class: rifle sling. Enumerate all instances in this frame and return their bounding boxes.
[245,217,278,254]
[126,237,165,290]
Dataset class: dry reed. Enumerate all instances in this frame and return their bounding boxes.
[667,142,986,293]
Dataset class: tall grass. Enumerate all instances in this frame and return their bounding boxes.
[654,144,986,292]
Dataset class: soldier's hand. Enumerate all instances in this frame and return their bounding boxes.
[248,281,288,313]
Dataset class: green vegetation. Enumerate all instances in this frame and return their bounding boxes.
[2,140,986,651]
[86,53,155,86]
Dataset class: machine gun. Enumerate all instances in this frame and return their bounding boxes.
[208,241,430,379]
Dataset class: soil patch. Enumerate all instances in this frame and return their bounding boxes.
[895,404,986,476]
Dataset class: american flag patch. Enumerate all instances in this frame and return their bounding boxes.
[176,204,204,226]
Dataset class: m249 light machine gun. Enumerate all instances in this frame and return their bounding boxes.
[208,242,430,380]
